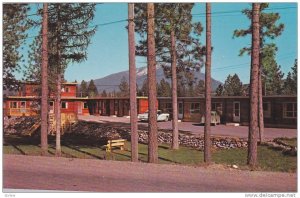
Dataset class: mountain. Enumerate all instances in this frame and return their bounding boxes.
[92,65,222,93]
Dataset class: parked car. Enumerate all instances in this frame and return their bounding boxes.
[138,110,170,122]
[200,111,220,126]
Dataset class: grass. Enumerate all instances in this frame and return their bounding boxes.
[3,135,297,172]
[276,137,297,147]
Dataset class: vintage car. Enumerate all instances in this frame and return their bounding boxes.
[200,111,221,126]
[138,110,170,122]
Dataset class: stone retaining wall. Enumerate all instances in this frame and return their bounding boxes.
[138,130,248,150]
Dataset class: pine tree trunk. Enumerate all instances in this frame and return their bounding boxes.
[204,3,212,163]
[55,4,62,157]
[248,3,260,169]
[147,3,158,163]
[128,3,138,162]
[41,3,48,156]
[171,29,179,150]
[258,35,264,143]
[258,69,264,143]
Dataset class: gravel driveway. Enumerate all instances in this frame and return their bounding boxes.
[3,154,297,192]
[78,115,297,140]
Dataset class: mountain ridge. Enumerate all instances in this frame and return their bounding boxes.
[92,65,222,93]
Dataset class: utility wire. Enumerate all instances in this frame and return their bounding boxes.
[192,6,297,16]
[6,5,296,41]
[12,5,298,19]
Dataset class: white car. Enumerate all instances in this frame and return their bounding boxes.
[138,110,170,122]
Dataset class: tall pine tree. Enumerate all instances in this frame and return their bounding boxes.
[283,59,297,95]
[119,76,130,97]
[233,3,284,142]
[223,74,244,96]
[135,3,205,149]
[46,3,96,156]
[79,80,88,97]
[157,79,171,97]
[87,79,98,97]
[3,4,31,90]
[248,3,260,169]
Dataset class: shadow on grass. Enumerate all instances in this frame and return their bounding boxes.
[192,123,204,126]
[47,145,77,158]
[265,145,297,157]
[64,144,104,159]
[158,145,169,150]
[110,150,176,164]
[9,143,26,155]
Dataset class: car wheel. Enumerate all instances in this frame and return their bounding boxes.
[165,116,169,122]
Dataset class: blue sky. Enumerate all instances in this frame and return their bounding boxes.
[20,3,298,84]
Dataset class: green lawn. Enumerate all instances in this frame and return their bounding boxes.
[3,135,297,172]
[276,137,297,147]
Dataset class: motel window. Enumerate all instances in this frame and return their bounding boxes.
[190,103,200,114]
[65,87,70,93]
[61,102,68,109]
[283,103,297,119]
[83,102,88,109]
[10,102,18,108]
[263,102,271,118]
[20,101,26,108]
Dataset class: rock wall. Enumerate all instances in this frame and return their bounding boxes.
[4,118,249,150]
[4,116,40,135]
[138,130,248,150]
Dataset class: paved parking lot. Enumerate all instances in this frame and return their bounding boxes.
[78,115,297,140]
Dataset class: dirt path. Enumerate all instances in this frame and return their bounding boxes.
[3,154,297,192]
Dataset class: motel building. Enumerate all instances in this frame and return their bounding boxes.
[3,82,89,131]
[3,82,297,129]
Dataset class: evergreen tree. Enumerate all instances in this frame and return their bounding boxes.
[215,84,223,96]
[204,3,212,164]
[87,79,98,97]
[194,80,205,96]
[283,59,297,95]
[128,3,139,162]
[3,4,31,90]
[248,3,260,169]
[101,90,107,97]
[146,3,159,163]
[223,74,243,96]
[233,3,284,58]
[24,3,96,156]
[139,79,148,96]
[157,79,171,97]
[119,76,130,97]
[40,3,49,156]
[79,80,88,97]
[177,78,187,97]
[261,44,284,95]
[135,3,205,75]
[23,34,57,95]
[187,84,195,97]
[135,3,205,150]
[233,3,285,142]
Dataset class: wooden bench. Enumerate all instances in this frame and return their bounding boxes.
[106,139,126,152]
